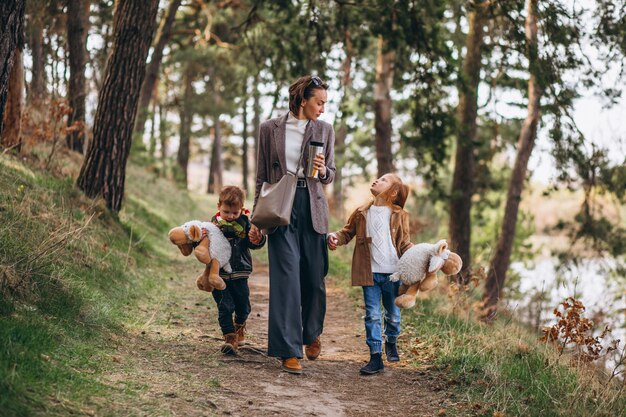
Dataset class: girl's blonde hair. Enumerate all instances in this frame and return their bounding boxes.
[377,173,410,208]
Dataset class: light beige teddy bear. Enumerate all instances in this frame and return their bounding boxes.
[168,220,231,292]
[390,239,463,308]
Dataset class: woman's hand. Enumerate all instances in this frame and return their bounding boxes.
[313,154,326,178]
[327,233,338,251]
[249,224,262,245]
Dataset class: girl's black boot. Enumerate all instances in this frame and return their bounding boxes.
[360,352,384,375]
[385,341,399,362]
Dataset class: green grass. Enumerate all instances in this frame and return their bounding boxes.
[0,152,214,417]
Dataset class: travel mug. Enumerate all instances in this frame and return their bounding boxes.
[306,141,324,178]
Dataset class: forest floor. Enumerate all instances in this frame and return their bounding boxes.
[98,260,469,417]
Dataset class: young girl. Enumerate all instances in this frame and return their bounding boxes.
[328,173,412,374]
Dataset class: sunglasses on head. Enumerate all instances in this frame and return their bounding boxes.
[308,76,323,87]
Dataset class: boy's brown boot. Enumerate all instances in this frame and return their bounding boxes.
[221,333,238,355]
[305,336,321,360]
[234,322,246,345]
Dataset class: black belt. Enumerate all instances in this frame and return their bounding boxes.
[296,178,307,188]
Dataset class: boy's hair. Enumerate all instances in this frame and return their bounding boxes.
[218,186,245,208]
[288,75,329,116]
[378,174,410,208]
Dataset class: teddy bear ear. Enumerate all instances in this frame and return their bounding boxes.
[178,243,193,256]
[428,256,445,273]
[437,240,448,255]
[188,225,202,241]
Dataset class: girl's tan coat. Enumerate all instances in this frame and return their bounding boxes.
[334,202,413,286]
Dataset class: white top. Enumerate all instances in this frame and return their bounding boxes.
[285,112,307,177]
[366,205,399,274]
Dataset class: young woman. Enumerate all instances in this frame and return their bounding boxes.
[249,75,336,374]
[328,173,412,374]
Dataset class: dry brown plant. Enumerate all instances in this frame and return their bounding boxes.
[540,297,618,363]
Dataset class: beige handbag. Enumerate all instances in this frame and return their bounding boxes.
[251,172,297,230]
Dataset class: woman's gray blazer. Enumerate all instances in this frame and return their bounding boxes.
[253,112,336,234]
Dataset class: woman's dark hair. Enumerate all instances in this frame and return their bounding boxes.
[288,75,329,116]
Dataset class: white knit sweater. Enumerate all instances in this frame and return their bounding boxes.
[285,112,307,177]
[366,205,399,274]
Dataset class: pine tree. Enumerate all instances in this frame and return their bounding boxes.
[0,0,25,138]
[76,0,159,211]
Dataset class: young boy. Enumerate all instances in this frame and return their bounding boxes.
[211,186,266,354]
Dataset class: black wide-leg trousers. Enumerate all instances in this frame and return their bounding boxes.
[267,187,328,359]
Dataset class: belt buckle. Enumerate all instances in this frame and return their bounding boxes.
[296,178,307,188]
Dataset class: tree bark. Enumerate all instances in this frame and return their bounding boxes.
[252,75,261,177]
[149,95,157,158]
[332,28,353,217]
[483,0,542,318]
[76,0,159,212]
[0,1,25,137]
[176,65,193,188]
[28,17,45,103]
[242,89,249,196]
[159,103,167,165]
[1,47,24,150]
[449,3,487,283]
[374,35,396,178]
[134,0,182,138]
[66,0,90,153]
[208,116,223,194]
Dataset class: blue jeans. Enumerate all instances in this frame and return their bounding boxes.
[362,273,401,354]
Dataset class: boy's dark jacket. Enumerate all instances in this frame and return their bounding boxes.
[211,214,266,278]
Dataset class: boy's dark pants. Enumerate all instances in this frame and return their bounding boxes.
[211,278,251,335]
[267,187,328,359]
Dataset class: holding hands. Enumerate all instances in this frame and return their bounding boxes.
[249,224,263,245]
[327,233,338,251]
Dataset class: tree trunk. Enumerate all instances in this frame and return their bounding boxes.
[242,89,249,196]
[208,116,223,194]
[76,0,159,212]
[28,17,45,103]
[483,0,542,318]
[449,3,487,283]
[149,95,157,158]
[332,28,353,218]
[176,66,193,188]
[134,0,182,138]
[159,103,167,165]
[374,35,396,178]
[159,72,170,170]
[0,1,25,137]
[252,75,261,177]
[66,0,90,153]
[1,47,24,150]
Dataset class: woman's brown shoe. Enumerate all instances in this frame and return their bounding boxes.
[305,337,321,360]
[281,357,302,374]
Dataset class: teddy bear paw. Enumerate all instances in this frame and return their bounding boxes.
[209,274,226,291]
[196,275,214,292]
[394,294,416,309]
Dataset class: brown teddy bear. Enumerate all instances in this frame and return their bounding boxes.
[389,239,463,308]
[168,220,232,292]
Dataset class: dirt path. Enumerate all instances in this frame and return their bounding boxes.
[99,261,467,417]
